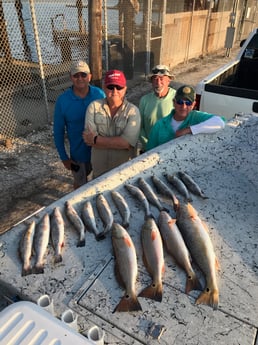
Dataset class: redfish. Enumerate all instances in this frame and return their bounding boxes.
[112,223,142,312]
[158,211,201,294]
[176,202,219,309]
[139,217,165,302]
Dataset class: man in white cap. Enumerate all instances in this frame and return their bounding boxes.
[139,64,176,152]
[53,60,105,189]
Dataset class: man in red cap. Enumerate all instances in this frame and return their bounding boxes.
[83,69,141,178]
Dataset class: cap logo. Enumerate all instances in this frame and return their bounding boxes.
[183,86,192,94]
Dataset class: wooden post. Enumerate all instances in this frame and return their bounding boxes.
[88,0,102,87]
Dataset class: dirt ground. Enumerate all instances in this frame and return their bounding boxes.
[0,46,239,235]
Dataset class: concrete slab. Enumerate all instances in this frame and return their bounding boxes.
[0,113,258,344]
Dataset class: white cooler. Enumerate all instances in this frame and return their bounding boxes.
[0,301,91,344]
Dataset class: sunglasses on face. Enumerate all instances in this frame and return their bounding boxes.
[73,72,88,78]
[106,84,124,90]
[152,68,169,74]
[176,99,193,106]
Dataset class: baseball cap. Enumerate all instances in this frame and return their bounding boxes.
[104,70,127,87]
[150,64,174,78]
[175,85,196,102]
[70,60,90,75]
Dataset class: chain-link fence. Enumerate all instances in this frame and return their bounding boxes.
[0,0,257,140]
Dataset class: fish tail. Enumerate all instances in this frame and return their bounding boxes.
[95,232,106,241]
[185,273,202,294]
[113,294,142,313]
[144,213,155,220]
[138,282,163,302]
[77,239,86,247]
[122,222,130,229]
[33,264,44,275]
[195,288,219,310]
[22,266,32,277]
[201,194,209,199]
[54,254,62,264]
[162,207,170,213]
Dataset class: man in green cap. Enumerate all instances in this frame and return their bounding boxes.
[146,85,225,150]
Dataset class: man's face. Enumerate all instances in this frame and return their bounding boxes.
[173,98,196,118]
[151,75,171,95]
[71,72,92,90]
[104,84,127,103]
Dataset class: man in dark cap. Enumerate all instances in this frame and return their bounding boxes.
[139,64,176,152]
[146,85,225,150]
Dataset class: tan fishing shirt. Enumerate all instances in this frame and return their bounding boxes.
[85,98,141,177]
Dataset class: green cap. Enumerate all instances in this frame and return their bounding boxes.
[175,85,195,102]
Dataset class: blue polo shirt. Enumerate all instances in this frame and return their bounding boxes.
[53,85,105,162]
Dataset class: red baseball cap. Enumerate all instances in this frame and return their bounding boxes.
[104,70,126,87]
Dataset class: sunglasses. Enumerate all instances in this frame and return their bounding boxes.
[106,84,124,90]
[176,99,193,106]
[73,72,88,78]
[152,68,169,74]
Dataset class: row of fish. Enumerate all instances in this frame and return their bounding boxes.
[112,202,219,313]
[19,171,219,312]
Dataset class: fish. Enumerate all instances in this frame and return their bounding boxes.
[111,222,142,312]
[19,221,35,276]
[124,183,153,219]
[176,202,219,309]
[65,201,85,247]
[96,193,114,234]
[33,213,50,274]
[138,217,165,302]
[82,200,105,241]
[111,190,131,228]
[138,177,168,212]
[165,173,192,202]
[177,171,209,199]
[151,175,179,210]
[158,211,202,294]
[50,207,65,263]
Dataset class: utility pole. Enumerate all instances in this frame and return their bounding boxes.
[88,0,102,87]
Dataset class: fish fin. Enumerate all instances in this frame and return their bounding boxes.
[138,282,163,302]
[185,273,202,294]
[215,257,220,271]
[195,288,219,310]
[22,267,32,277]
[76,239,86,247]
[33,265,44,274]
[113,294,142,312]
[162,207,170,212]
[54,254,62,264]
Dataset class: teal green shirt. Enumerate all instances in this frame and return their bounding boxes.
[139,87,176,151]
[146,109,215,150]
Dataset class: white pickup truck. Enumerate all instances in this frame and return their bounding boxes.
[195,28,258,120]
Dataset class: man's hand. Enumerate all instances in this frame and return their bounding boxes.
[175,127,192,138]
[83,127,97,146]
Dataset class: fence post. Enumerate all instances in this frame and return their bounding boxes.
[89,0,102,87]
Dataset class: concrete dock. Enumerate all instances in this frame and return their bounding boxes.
[0,113,257,344]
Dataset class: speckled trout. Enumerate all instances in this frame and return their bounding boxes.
[139,217,165,302]
[138,177,168,212]
[96,193,114,234]
[82,200,105,241]
[158,211,201,294]
[176,202,219,309]
[50,207,65,263]
[112,223,142,312]
[65,201,85,247]
[166,173,192,202]
[111,190,131,229]
[177,171,208,199]
[33,213,50,274]
[19,220,35,276]
[125,183,153,219]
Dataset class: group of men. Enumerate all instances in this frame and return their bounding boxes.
[53,60,225,189]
